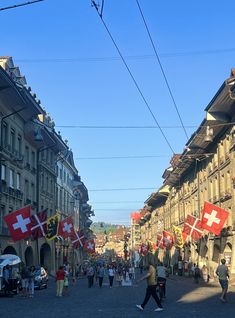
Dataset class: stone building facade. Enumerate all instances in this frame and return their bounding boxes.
[0,57,94,273]
[132,69,235,276]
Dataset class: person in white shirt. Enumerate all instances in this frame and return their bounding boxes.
[157,262,167,298]
[108,265,115,288]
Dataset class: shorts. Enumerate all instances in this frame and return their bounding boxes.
[219,279,228,289]
[21,278,29,289]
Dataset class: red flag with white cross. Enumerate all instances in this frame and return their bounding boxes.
[183,215,203,241]
[201,202,229,236]
[58,216,75,239]
[84,239,96,254]
[4,205,32,241]
[162,231,174,249]
[71,230,85,249]
[156,234,164,249]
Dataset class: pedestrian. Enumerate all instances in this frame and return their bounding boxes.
[116,266,123,286]
[3,265,11,295]
[190,263,196,278]
[201,265,209,283]
[129,265,135,281]
[136,258,163,312]
[63,269,69,295]
[28,266,36,298]
[178,259,183,276]
[216,259,229,303]
[97,264,105,288]
[194,264,201,284]
[56,265,65,297]
[20,264,30,297]
[156,262,167,298]
[108,265,115,288]
[87,264,94,288]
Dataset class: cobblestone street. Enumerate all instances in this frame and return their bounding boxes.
[1,274,235,318]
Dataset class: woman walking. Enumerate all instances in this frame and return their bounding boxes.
[56,266,65,297]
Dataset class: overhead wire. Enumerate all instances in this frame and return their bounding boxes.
[56,121,235,129]
[14,47,235,63]
[0,0,44,11]
[89,187,156,192]
[135,0,188,139]
[91,200,144,203]
[75,155,169,160]
[91,0,175,154]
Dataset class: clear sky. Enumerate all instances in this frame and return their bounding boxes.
[1,0,235,225]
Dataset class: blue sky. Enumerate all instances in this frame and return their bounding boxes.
[1,0,235,225]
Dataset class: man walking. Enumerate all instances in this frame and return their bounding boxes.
[216,259,229,302]
[136,259,163,312]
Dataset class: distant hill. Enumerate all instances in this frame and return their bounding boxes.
[91,222,126,235]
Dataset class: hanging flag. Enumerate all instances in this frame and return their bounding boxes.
[45,214,60,240]
[201,202,229,236]
[140,243,149,255]
[156,234,164,249]
[71,230,85,249]
[172,225,184,248]
[130,212,142,223]
[30,209,48,240]
[156,220,164,231]
[58,216,75,239]
[84,239,96,254]
[182,231,188,242]
[4,205,32,241]
[183,215,203,241]
[150,241,157,252]
[162,230,174,249]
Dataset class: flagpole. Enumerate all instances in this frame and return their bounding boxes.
[36,149,40,266]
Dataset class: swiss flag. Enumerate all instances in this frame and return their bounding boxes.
[84,239,96,254]
[4,205,32,241]
[183,215,203,241]
[58,216,75,238]
[140,243,149,255]
[163,231,174,249]
[71,230,85,249]
[201,202,229,236]
[156,234,164,249]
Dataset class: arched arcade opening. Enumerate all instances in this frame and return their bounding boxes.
[40,243,51,272]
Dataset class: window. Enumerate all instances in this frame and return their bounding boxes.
[16,173,21,190]
[25,179,29,198]
[31,151,35,168]
[2,122,8,148]
[9,169,14,188]
[10,128,15,152]
[50,150,53,166]
[17,135,22,155]
[50,179,53,195]
[25,146,29,163]
[31,183,35,202]
[46,176,49,192]
[0,205,6,229]
[1,164,6,180]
